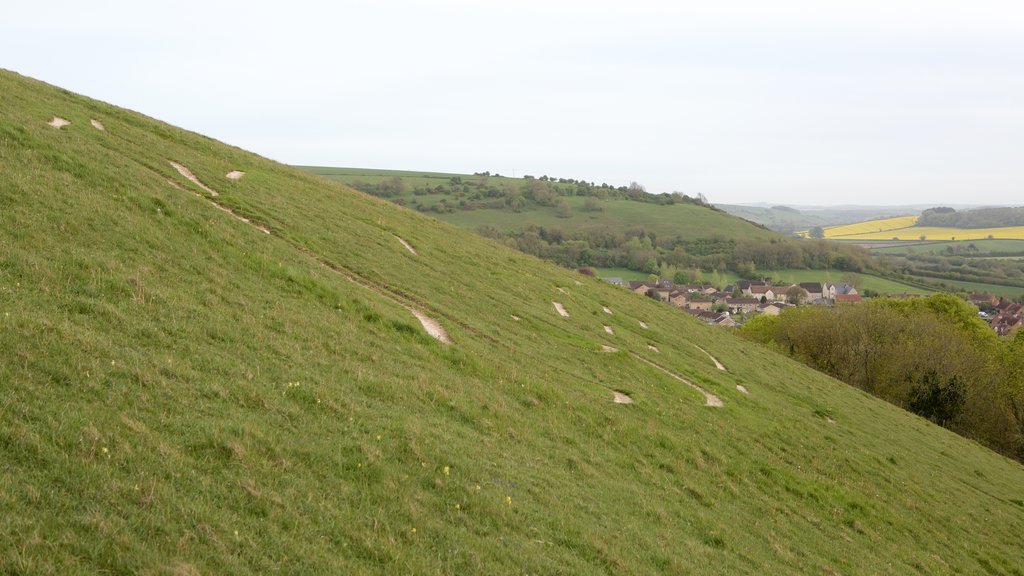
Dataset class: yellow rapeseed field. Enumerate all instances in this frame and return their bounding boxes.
[827,226,1024,241]
[821,216,919,238]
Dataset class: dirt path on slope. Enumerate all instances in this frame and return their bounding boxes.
[694,345,726,371]
[168,161,219,196]
[631,353,724,408]
[394,235,417,255]
[553,302,569,317]
[165,175,270,234]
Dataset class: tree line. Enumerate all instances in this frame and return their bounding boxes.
[740,294,1024,462]
[917,206,1024,229]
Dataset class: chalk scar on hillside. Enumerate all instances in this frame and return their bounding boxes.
[638,321,649,329]
[736,384,749,395]
[90,119,105,130]
[632,353,724,408]
[648,344,659,353]
[226,170,245,180]
[48,117,70,128]
[394,235,417,255]
[603,306,613,315]
[601,345,618,353]
[553,302,569,317]
[694,345,727,371]
[168,161,219,197]
[612,391,634,404]
[604,325,614,335]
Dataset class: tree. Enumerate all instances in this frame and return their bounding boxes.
[555,201,571,218]
[785,286,809,305]
[809,226,825,239]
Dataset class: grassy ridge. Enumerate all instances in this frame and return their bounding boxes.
[3,70,1024,574]
[302,165,776,241]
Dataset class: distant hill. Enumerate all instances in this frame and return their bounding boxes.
[4,69,1024,573]
[717,204,918,235]
[917,206,1024,228]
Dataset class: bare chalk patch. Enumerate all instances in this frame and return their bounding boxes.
[603,306,613,315]
[639,321,649,329]
[648,344,660,353]
[601,345,618,353]
[553,302,569,317]
[90,119,105,131]
[409,308,452,344]
[395,235,417,255]
[168,161,219,197]
[612,391,634,404]
[226,170,245,180]
[736,384,749,395]
[694,345,726,371]
[557,287,568,295]
[632,353,723,408]
[574,280,583,286]
[603,325,614,335]
[48,117,70,129]
[511,315,521,321]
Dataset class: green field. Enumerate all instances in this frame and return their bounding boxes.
[907,277,1024,300]
[871,239,1024,256]
[4,70,1024,574]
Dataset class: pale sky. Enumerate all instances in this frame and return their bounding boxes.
[3,1,1023,205]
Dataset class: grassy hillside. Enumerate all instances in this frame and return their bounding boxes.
[3,70,1024,574]
[302,166,776,241]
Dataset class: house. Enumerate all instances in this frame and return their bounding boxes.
[799,282,823,301]
[835,283,858,296]
[669,291,690,308]
[970,292,998,308]
[750,285,776,302]
[628,280,654,295]
[736,280,762,296]
[835,293,862,303]
[823,283,837,300]
[773,284,805,304]
[687,298,714,312]
[757,302,789,316]
[725,297,760,314]
[695,310,736,327]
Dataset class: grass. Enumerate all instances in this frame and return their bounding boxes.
[906,277,1024,300]
[871,239,1024,256]
[3,69,1024,574]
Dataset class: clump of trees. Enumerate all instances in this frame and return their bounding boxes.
[740,294,1024,461]
[917,206,1024,228]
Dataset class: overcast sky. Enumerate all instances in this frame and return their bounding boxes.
[4,1,1023,205]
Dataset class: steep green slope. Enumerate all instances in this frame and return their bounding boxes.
[302,165,776,241]
[2,70,1024,574]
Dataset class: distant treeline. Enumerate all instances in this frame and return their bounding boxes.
[741,294,1024,462]
[349,174,714,212]
[917,206,1024,229]
[477,224,873,278]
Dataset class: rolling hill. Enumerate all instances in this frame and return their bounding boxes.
[301,166,777,241]
[3,70,1024,574]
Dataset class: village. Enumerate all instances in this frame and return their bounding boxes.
[604,276,1024,334]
